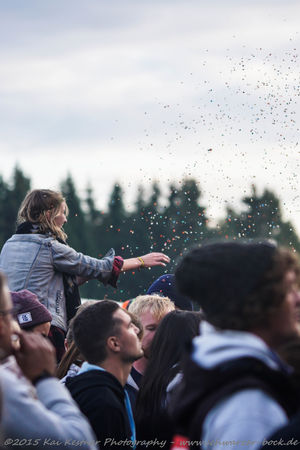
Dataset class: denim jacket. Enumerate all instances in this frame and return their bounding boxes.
[0,233,115,331]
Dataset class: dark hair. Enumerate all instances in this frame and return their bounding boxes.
[176,242,300,331]
[135,310,202,420]
[57,300,100,377]
[66,300,99,347]
[72,300,121,364]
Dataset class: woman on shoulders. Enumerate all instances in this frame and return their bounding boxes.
[0,189,170,360]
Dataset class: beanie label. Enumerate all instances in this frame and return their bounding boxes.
[18,312,33,324]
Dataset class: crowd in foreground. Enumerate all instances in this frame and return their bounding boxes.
[0,189,300,450]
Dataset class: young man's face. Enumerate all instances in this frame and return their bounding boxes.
[114,308,144,363]
[139,308,169,359]
[269,270,300,346]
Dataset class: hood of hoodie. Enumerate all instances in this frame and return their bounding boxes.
[66,369,125,403]
[169,322,298,439]
[191,321,284,371]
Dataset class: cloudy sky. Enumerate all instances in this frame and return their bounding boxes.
[1,0,299,233]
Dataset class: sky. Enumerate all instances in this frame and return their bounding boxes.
[0,0,300,233]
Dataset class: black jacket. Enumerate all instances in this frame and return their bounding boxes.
[66,370,132,449]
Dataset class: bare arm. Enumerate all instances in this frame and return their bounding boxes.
[76,252,170,285]
[122,252,170,271]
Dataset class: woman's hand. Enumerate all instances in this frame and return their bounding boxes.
[140,253,170,268]
[122,253,170,271]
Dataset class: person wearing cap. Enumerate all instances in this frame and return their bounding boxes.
[0,272,97,449]
[147,274,194,311]
[0,189,170,362]
[11,289,52,335]
[171,241,300,450]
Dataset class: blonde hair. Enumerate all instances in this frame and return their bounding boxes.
[17,189,69,242]
[128,294,175,321]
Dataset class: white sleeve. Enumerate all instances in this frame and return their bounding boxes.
[1,368,98,449]
[202,389,288,450]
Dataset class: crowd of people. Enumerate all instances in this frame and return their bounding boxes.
[1,188,300,450]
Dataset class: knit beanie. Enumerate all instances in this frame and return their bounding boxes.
[11,290,52,329]
[147,274,194,311]
[175,241,277,326]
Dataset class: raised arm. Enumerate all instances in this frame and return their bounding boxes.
[121,252,170,272]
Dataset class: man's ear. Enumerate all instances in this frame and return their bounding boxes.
[107,336,120,353]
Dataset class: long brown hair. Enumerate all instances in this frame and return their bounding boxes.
[17,189,68,241]
[56,341,83,379]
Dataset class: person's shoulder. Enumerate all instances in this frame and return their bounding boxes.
[67,371,124,405]
[207,388,287,426]
[7,233,54,244]
[0,364,36,399]
[0,364,17,382]
[69,370,123,389]
[202,388,288,447]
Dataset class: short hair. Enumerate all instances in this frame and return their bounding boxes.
[17,189,69,242]
[128,294,175,321]
[72,300,122,364]
[66,300,99,347]
[176,242,300,331]
[58,300,100,378]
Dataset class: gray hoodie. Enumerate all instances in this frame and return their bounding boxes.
[0,365,97,449]
[191,322,289,450]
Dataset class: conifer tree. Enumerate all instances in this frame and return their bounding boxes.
[0,176,9,246]
[219,185,300,252]
[60,175,88,252]
[2,167,31,242]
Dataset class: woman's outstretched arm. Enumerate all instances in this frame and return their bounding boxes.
[121,252,170,271]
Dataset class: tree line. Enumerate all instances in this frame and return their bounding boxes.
[1,166,299,302]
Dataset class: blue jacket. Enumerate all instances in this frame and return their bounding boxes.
[0,233,115,331]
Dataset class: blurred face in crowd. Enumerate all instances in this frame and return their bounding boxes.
[139,309,168,359]
[267,270,300,347]
[0,282,14,360]
[32,322,51,336]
